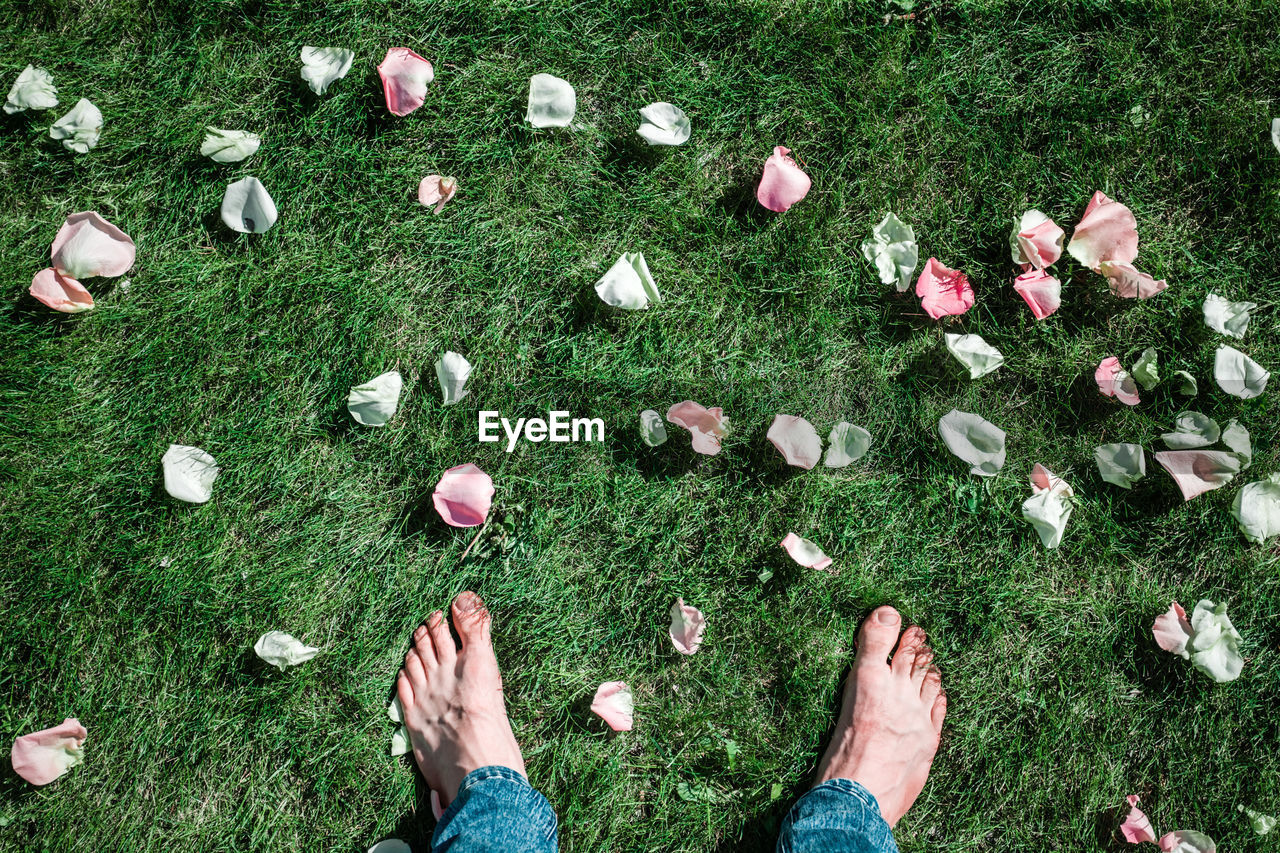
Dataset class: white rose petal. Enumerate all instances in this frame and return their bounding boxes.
[161,444,219,503]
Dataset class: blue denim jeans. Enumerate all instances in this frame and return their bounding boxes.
[429,767,896,853]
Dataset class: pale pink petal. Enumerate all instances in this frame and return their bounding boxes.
[1016,216,1065,269]
[430,790,443,819]
[1012,269,1061,320]
[665,401,728,456]
[766,415,822,469]
[1067,191,1139,270]
[1121,795,1158,844]
[1029,463,1072,496]
[1154,450,1243,501]
[30,267,93,313]
[1158,830,1216,853]
[756,146,811,212]
[1100,261,1168,299]
[780,532,833,571]
[669,598,706,655]
[914,257,974,319]
[50,211,135,279]
[1096,357,1141,406]
[431,463,494,527]
[591,681,633,731]
[10,718,87,786]
[418,175,457,214]
[1152,601,1193,658]
[378,47,434,116]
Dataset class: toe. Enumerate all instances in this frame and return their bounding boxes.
[910,646,934,687]
[890,626,927,677]
[427,610,456,667]
[931,692,947,732]
[413,623,439,669]
[452,591,492,649]
[404,646,428,689]
[855,606,902,669]
[920,664,942,704]
[396,672,415,709]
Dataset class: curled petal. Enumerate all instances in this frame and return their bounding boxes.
[1213,345,1269,400]
[639,409,667,447]
[1153,601,1193,659]
[595,252,659,310]
[1161,411,1220,450]
[1131,347,1159,391]
[253,631,320,670]
[1120,795,1157,844]
[525,73,575,128]
[945,333,1004,379]
[161,444,219,503]
[1010,210,1064,269]
[1012,269,1061,320]
[49,98,102,152]
[1158,831,1216,853]
[861,212,918,291]
[1067,191,1138,270]
[4,64,57,114]
[1154,450,1242,501]
[10,719,87,786]
[51,211,136,279]
[434,351,471,405]
[1188,599,1244,683]
[1095,357,1140,406]
[780,532,832,571]
[766,415,822,469]
[1232,473,1280,544]
[347,370,403,426]
[1203,293,1256,339]
[418,175,457,214]
[636,102,690,146]
[30,267,93,313]
[300,46,354,95]
[220,176,278,234]
[915,258,974,319]
[823,422,871,468]
[378,48,434,116]
[666,401,728,456]
[756,146,810,212]
[591,681,633,731]
[668,598,706,655]
[1094,443,1146,489]
[200,127,260,163]
[432,463,494,527]
[938,409,1005,477]
[1023,464,1074,548]
[1099,261,1167,299]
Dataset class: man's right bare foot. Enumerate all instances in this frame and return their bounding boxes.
[813,606,945,827]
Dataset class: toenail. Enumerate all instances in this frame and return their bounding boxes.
[877,608,900,625]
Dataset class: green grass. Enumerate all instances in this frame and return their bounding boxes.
[2,0,1279,850]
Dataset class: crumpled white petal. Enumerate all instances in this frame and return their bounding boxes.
[766,415,822,469]
[636,102,690,145]
[1203,293,1256,339]
[200,127,261,163]
[1094,443,1146,489]
[861,212,918,292]
[668,598,706,655]
[300,46,355,95]
[253,631,321,670]
[590,681,633,731]
[639,409,667,447]
[5,64,57,114]
[1213,345,1269,399]
[944,333,1004,379]
[1158,830,1216,853]
[1131,347,1159,391]
[435,352,471,406]
[1187,599,1244,682]
[526,74,575,128]
[823,422,871,468]
[348,370,403,426]
[161,444,219,503]
[780,532,832,570]
[1239,806,1276,836]
[1021,464,1074,549]
[1162,411,1220,449]
[938,409,1006,477]
[220,176,278,234]
[1232,472,1280,544]
[595,252,659,309]
[49,98,102,152]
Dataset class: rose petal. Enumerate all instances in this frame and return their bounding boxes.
[944,333,1004,379]
[1220,420,1251,467]
[389,726,411,756]
[595,252,659,310]
[347,370,403,426]
[1232,473,1280,544]
[48,98,102,152]
[30,267,93,313]
[1094,443,1146,489]
[1158,830,1216,853]
[1273,118,1280,155]
[300,46,355,95]
[253,631,321,670]
[1012,269,1062,320]
[1067,191,1139,270]
[4,64,57,114]
[756,146,811,212]
[200,127,260,164]
[1022,464,1073,548]
[590,681,633,731]
[823,422,871,468]
[1131,347,1159,391]
[636,102,690,146]
[387,697,403,723]
[161,444,219,503]
[220,176,278,234]
[1213,345,1269,399]
[938,409,1006,477]
[434,351,471,406]
[1240,806,1276,836]
[1010,210,1064,269]
[1099,261,1168,299]
[639,409,667,447]
[369,839,413,853]
[1188,600,1243,682]
[1173,370,1198,396]
[378,48,434,116]
[1203,293,1256,339]
[666,401,728,456]
[1153,601,1193,658]
[51,211,135,279]
[1120,795,1157,844]
[1096,357,1141,406]
[780,532,832,570]
[432,463,494,528]
[1154,450,1243,501]
[861,212,918,291]
[417,175,457,214]
[766,415,822,469]
[1162,411,1220,449]
[10,719,87,786]
[915,257,974,319]
[525,73,575,128]
[669,598,706,655]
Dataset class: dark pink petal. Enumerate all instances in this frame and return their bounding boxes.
[1154,450,1242,501]
[50,211,135,279]
[378,47,434,116]
[665,401,728,456]
[766,414,822,469]
[1013,269,1061,319]
[915,257,974,319]
[1067,191,1139,270]
[10,718,87,786]
[1152,601,1193,658]
[1099,261,1168,299]
[1095,356,1140,406]
[30,267,93,313]
[756,146,811,212]
[1120,795,1157,844]
[432,463,494,527]
[590,681,633,731]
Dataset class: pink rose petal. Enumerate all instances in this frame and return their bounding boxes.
[10,718,87,786]
[418,175,457,214]
[665,401,728,456]
[1120,795,1157,844]
[30,267,93,313]
[756,146,811,212]
[1013,269,1061,320]
[1152,601,1193,658]
[378,47,434,116]
[1154,450,1243,501]
[766,415,822,469]
[591,681,633,731]
[1030,463,1071,495]
[1016,216,1065,269]
[780,532,833,571]
[669,598,706,655]
[915,257,974,319]
[50,211,135,280]
[431,463,494,527]
[1067,191,1139,271]
[1096,356,1141,406]
[1099,261,1168,300]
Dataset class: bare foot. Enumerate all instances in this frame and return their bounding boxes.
[814,606,945,827]
[397,591,526,809]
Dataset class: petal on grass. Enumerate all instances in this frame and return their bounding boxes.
[780,532,833,570]
[389,726,411,756]
[48,98,102,152]
[253,631,320,670]
[1099,261,1168,299]
[915,258,974,319]
[938,409,1006,477]
[525,73,575,128]
[666,401,728,456]
[1012,269,1061,320]
[1158,831,1216,853]
[756,146,810,212]
[1067,191,1138,270]
[1010,209,1064,269]
[1232,473,1280,544]
[1203,293,1256,339]
[200,127,261,163]
[1022,464,1074,548]
[824,422,871,468]
[220,176,278,233]
[1154,450,1242,501]
[1188,599,1243,682]
[1095,357,1140,406]
[1213,345,1270,399]
[636,102,690,145]
[945,333,1004,379]
[434,351,471,406]
[432,463,494,528]
[5,65,57,114]
[300,46,355,95]
[161,444,219,503]
[591,681,633,731]
[639,409,667,447]
[417,175,457,214]
[369,839,413,853]
[1161,412,1220,449]
[1239,806,1276,836]
[1220,420,1251,467]
[766,415,822,469]
[51,211,136,279]
[595,252,659,309]
[1152,601,1193,658]
[378,47,434,116]
[10,719,86,786]
[861,212,918,291]
[347,370,403,426]
[669,598,706,655]
[1094,443,1146,489]
[1132,347,1159,391]
[1120,795,1158,844]
[30,267,93,313]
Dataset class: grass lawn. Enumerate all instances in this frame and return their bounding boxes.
[3,0,1279,850]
